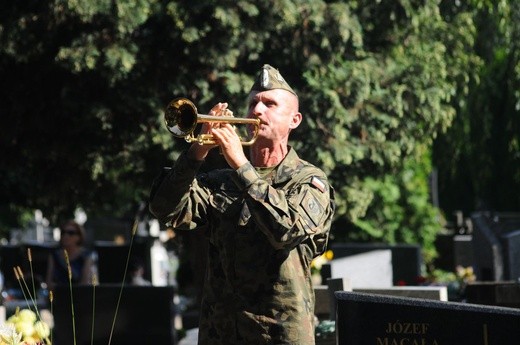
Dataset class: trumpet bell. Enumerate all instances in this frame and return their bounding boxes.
[165,97,198,138]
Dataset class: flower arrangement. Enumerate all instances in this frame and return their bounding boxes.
[455,265,476,285]
[414,265,477,301]
[1,309,50,345]
[1,251,53,345]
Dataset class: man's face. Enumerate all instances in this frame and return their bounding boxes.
[246,89,300,143]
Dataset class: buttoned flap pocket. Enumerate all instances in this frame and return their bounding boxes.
[211,191,240,215]
[299,189,327,232]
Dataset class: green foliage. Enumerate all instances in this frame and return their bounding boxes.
[2,0,515,268]
[433,0,520,214]
[298,2,474,231]
[0,0,163,228]
[351,147,442,264]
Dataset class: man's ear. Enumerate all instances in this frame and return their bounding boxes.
[289,112,302,130]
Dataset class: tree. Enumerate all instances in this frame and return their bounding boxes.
[297,1,481,263]
[0,0,487,267]
[0,0,167,229]
[433,0,520,216]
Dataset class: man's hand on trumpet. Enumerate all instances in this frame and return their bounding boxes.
[210,121,248,170]
[187,102,227,161]
[187,102,248,169]
[209,102,248,169]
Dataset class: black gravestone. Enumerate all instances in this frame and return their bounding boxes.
[330,243,421,285]
[0,245,25,289]
[94,239,152,284]
[466,281,520,309]
[471,212,520,281]
[25,242,56,285]
[471,213,503,280]
[52,285,175,345]
[335,291,520,345]
[502,230,520,281]
[453,234,474,268]
[0,243,56,289]
[432,233,453,271]
[433,233,474,271]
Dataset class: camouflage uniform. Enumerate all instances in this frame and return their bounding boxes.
[150,147,335,345]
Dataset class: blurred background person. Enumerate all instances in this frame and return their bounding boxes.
[46,219,93,290]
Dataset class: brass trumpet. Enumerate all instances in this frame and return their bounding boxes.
[164,97,260,145]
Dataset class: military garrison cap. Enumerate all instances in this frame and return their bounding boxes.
[250,64,297,96]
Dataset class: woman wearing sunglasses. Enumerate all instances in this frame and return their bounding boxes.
[46,219,94,290]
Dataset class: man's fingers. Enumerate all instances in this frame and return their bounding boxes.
[209,102,229,116]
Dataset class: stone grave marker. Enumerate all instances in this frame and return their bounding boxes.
[331,243,421,285]
[335,291,520,345]
[453,234,474,268]
[354,286,448,301]
[466,281,520,309]
[53,285,176,345]
[471,212,520,281]
[328,250,393,289]
[502,229,520,281]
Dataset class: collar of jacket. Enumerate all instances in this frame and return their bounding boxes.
[270,146,303,185]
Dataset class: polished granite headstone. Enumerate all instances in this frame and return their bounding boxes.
[466,281,520,308]
[336,291,520,345]
[53,285,175,345]
[471,212,520,281]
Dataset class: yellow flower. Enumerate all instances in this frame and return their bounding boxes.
[311,250,334,271]
[311,255,327,270]
[21,336,38,345]
[13,321,34,338]
[34,320,50,339]
[324,250,334,261]
[17,309,37,324]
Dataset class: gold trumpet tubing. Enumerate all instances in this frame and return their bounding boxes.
[191,115,259,146]
[188,118,260,146]
[195,114,258,125]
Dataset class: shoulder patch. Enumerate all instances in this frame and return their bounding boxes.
[310,176,326,193]
[300,189,325,231]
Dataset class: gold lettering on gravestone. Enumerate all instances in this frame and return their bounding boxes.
[483,324,488,345]
[377,321,439,345]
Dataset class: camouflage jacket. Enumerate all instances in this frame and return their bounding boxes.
[149,147,335,345]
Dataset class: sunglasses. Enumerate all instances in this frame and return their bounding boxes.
[62,229,79,236]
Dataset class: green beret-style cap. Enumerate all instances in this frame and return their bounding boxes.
[250,64,297,96]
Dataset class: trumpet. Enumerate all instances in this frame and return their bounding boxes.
[164,97,260,145]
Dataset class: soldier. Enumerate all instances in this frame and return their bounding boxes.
[149,64,335,345]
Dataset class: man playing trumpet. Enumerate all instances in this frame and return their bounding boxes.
[150,64,335,345]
